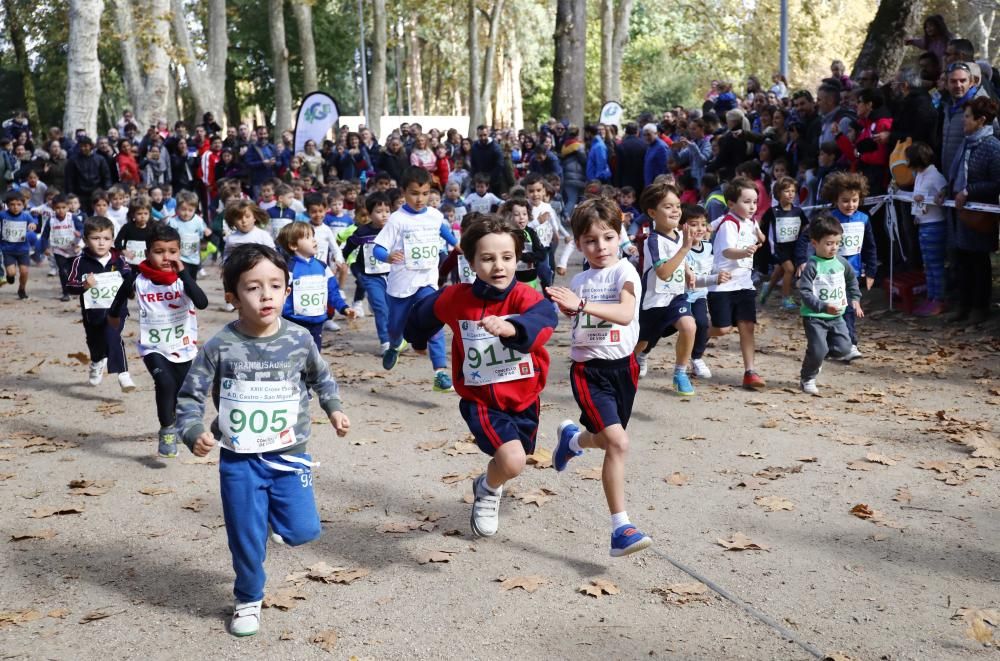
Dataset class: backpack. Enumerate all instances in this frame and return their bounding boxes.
[889,138,915,189]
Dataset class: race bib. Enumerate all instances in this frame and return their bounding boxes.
[363,243,391,275]
[775,217,800,243]
[140,305,194,351]
[534,221,554,247]
[813,271,847,309]
[50,226,76,249]
[839,223,864,257]
[180,237,200,261]
[655,264,686,295]
[573,312,623,347]
[292,274,327,316]
[270,217,293,239]
[457,254,476,283]
[516,240,534,272]
[126,240,147,265]
[218,379,299,453]
[84,271,123,310]
[2,220,27,243]
[460,318,534,385]
[403,226,439,270]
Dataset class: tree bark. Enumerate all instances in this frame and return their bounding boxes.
[406,25,425,115]
[113,0,171,130]
[170,0,227,122]
[4,0,42,137]
[551,0,586,127]
[599,0,613,104]
[292,0,318,92]
[480,0,506,127]
[851,0,924,79]
[467,0,481,134]
[368,0,387,137]
[64,0,104,137]
[269,0,293,131]
[510,34,523,131]
[609,0,633,103]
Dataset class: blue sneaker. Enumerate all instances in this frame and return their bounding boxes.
[781,296,798,311]
[673,370,695,397]
[610,524,652,557]
[553,419,583,472]
[382,345,400,370]
[433,370,453,392]
[157,430,178,458]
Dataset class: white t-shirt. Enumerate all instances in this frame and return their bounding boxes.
[709,213,756,292]
[374,206,447,298]
[685,241,715,301]
[223,227,275,262]
[311,223,342,266]
[911,165,947,225]
[529,202,559,247]
[569,259,641,362]
[641,230,686,310]
[167,214,207,265]
[465,192,501,215]
[106,206,129,235]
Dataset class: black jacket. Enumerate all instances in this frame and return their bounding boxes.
[614,135,647,192]
[65,152,112,199]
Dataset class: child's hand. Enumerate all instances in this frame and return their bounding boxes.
[479,315,516,338]
[546,286,581,313]
[167,257,185,272]
[625,244,638,256]
[718,270,732,284]
[686,271,696,289]
[44,249,52,257]
[555,266,566,276]
[342,307,357,319]
[824,304,842,315]
[389,250,405,264]
[28,223,37,232]
[682,224,695,249]
[123,250,135,261]
[853,300,865,318]
[204,228,213,237]
[913,194,924,203]
[85,274,97,289]
[192,432,216,457]
[864,276,874,291]
[744,244,758,257]
[330,411,350,437]
[795,263,806,278]
[539,211,551,223]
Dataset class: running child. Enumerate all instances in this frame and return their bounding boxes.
[503,198,546,290]
[343,192,392,354]
[276,222,354,350]
[176,243,351,638]
[524,173,563,288]
[546,197,652,558]
[108,223,209,457]
[404,214,557,537]
[758,176,808,309]
[797,213,864,395]
[438,212,486,287]
[707,176,766,390]
[373,166,458,392]
[267,184,298,240]
[681,204,730,379]
[43,194,84,301]
[65,216,136,391]
[1,189,37,299]
[465,174,502,214]
[106,186,129,234]
[323,189,353,232]
[114,194,155,266]
[167,190,211,280]
[633,182,697,395]
[223,199,274,263]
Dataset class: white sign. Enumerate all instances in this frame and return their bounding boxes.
[599,102,624,129]
[293,92,341,155]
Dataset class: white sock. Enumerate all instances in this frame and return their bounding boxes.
[568,432,583,453]
[611,511,630,533]
[478,478,502,496]
[674,364,687,374]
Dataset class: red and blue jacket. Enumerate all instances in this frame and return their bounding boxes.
[405,278,557,413]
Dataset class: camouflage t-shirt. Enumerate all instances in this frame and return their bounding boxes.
[176,319,343,454]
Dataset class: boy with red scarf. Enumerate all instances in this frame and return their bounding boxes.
[404,214,558,538]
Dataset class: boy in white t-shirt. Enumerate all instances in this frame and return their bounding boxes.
[708,177,766,390]
[546,198,652,558]
[524,173,565,289]
[464,174,502,215]
[167,190,212,280]
[374,167,458,392]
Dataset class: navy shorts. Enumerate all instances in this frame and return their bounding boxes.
[2,252,29,268]
[638,296,693,349]
[772,243,796,264]
[570,355,639,434]
[708,289,757,328]
[459,399,539,456]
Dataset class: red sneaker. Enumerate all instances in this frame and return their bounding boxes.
[742,370,766,390]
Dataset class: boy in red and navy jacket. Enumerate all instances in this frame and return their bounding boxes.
[405,214,557,539]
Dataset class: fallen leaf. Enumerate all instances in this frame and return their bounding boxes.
[754,496,795,512]
[0,609,44,626]
[379,520,420,533]
[95,402,125,415]
[739,451,766,459]
[665,472,688,486]
[25,359,46,375]
[716,532,769,551]
[916,460,952,473]
[29,505,84,518]
[0,473,14,481]
[515,488,556,507]
[846,461,872,471]
[47,608,69,619]
[892,487,912,504]
[139,486,174,496]
[10,529,56,541]
[761,419,780,429]
[444,441,479,456]
[182,498,207,512]
[579,578,619,598]
[966,617,995,644]
[416,550,455,565]
[79,608,118,623]
[416,439,447,451]
[796,456,817,463]
[328,568,369,584]
[955,607,1000,627]
[849,503,903,529]
[681,434,706,441]
[653,582,711,605]
[181,456,218,465]
[754,464,803,480]
[67,352,90,365]
[311,629,338,652]
[440,471,478,485]
[279,630,295,641]
[68,479,114,496]
[865,452,897,466]
[575,466,603,480]
[262,587,307,611]
[497,575,547,593]
[825,654,860,661]
[526,447,553,469]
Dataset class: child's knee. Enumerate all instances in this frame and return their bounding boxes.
[677,316,696,335]
[279,519,322,546]
[712,325,733,336]
[495,442,527,474]
[782,261,794,274]
[601,426,629,454]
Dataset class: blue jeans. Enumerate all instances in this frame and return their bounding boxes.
[220,451,320,603]
[388,286,446,369]
[357,271,389,344]
[918,222,946,301]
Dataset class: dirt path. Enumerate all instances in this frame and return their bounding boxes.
[1,264,998,660]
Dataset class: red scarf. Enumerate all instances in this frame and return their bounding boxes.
[137,260,179,285]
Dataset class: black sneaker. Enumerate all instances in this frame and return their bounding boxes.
[17,289,28,300]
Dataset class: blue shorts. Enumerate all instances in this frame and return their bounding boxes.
[708,288,757,328]
[459,399,539,456]
[570,355,639,434]
[2,251,29,268]
[638,296,692,349]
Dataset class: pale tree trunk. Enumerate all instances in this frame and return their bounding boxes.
[113,0,171,130]
[406,26,425,115]
[467,0,481,134]
[167,63,180,121]
[510,34,523,131]
[4,0,42,137]
[480,0,506,127]
[292,0,318,91]
[64,0,104,137]
[113,0,143,125]
[552,0,586,127]
[976,11,995,61]
[609,0,633,102]
[170,0,227,121]
[368,0,387,137]
[852,0,924,78]
[269,0,293,131]
[599,0,613,103]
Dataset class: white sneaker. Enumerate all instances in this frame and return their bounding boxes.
[378,341,390,356]
[198,268,207,279]
[323,320,341,331]
[840,345,862,362]
[352,301,366,317]
[118,372,136,393]
[223,302,235,312]
[230,600,262,637]
[800,379,819,395]
[636,352,648,378]
[88,359,106,386]
[470,473,501,537]
[47,268,57,277]
[690,358,712,379]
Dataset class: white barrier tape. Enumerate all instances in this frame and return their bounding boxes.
[801,190,1000,214]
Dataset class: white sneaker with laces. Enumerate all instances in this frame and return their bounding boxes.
[324,320,341,331]
[690,358,712,379]
[88,359,106,386]
[841,345,862,362]
[378,341,390,356]
[636,352,648,378]
[352,301,366,317]
[470,474,501,537]
[118,372,136,392]
[230,600,262,637]
[800,379,819,395]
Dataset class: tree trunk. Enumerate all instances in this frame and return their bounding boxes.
[510,35,523,131]
[599,0,613,104]
[292,0,318,92]
[406,26,425,115]
[4,0,42,137]
[551,0,586,127]
[143,0,172,128]
[851,0,924,79]
[480,0,506,127]
[269,0,293,131]
[467,0,481,134]
[368,0,387,137]
[113,0,171,130]
[609,0,633,103]
[976,11,995,61]
[170,0,227,122]
[225,56,241,127]
[113,0,143,125]
[64,0,104,137]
